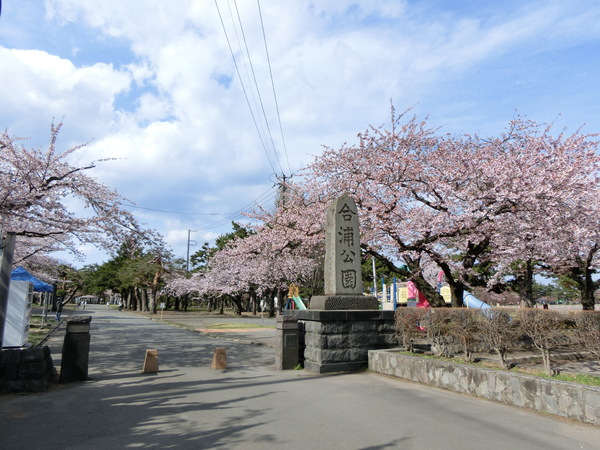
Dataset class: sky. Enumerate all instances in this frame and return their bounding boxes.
[1,0,600,268]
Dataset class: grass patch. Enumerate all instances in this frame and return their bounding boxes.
[28,328,49,347]
[28,315,56,346]
[523,371,600,386]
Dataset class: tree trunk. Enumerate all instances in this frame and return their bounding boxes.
[449,281,465,308]
[182,294,189,311]
[412,275,445,307]
[267,290,276,317]
[132,288,140,311]
[580,249,598,311]
[541,348,552,375]
[277,286,289,314]
[404,255,445,307]
[251,290,258,315]
[126,288,134,310]
[434,260,464,307]
[150,267,161,314]
[497,348,509,370]
[580,282,596,310]
[523,259,534,306]
[517,259,535,308]
[138,288,148,312]
[231,294,244,316]
[150,289,157,314]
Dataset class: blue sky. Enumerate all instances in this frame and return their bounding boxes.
[1,0,600,267]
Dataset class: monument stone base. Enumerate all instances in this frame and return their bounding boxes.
[309,295,379,310]
[291,310,397,374]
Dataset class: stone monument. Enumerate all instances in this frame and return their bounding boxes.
[310,193,379,310]
[289,194,396,373]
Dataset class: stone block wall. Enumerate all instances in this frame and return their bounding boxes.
[368,349,600,426]
[293,310,397,373]
[0,346,57,393]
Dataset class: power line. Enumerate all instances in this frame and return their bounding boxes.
[214,0,279,176]
[120,203,232,216]
[169,185,279,259]
[232,0,284,176]
[257,0,292,176]
[121,183,277,226]
[196,185,278,231]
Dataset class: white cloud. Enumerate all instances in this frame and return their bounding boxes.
[0,47,131,145]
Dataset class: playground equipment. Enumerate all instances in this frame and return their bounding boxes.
[286,284,307,310]
[463,291,492,314]
[408,281,430,308]
[292,296,307,310]
[378,276,491,310]
[379,279,452,309]
[463,291,491,309]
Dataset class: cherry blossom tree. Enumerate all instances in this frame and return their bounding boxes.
[1,122,161,265]
[537,191,599,310]
[484,126,600,309]
[166,109,600,311]
[281,108,600,307]
[163,200,321,316]
[191,221,318,315]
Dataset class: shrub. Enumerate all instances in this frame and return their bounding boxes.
[445,309,481,362]
[573,311,600,358]
[518,309,568,375]
[427,308,453,357]
[394,308,428,352]
[478,308,520,369]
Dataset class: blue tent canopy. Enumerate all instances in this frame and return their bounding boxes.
[11,267,54,292]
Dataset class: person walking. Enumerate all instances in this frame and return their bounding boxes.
[55,302,63,321]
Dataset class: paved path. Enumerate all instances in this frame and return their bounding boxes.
[129,309,278,348]
[1,305,599,449]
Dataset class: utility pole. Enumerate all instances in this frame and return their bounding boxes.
[277,173,291,208]
[186,229,197,274]
[0,232,16,350]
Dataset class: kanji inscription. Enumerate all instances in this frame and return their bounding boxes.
[323,194,364,295]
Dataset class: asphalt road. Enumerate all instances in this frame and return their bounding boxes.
[1,305,599,449]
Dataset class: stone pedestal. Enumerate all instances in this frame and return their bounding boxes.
[276,314,299,370]
[60,315,92,383]
[294,310,397,373]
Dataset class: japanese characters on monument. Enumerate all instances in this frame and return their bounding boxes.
[324,194,363,295]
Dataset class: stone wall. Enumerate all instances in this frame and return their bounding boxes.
[368,349,600,426]
[0,346,57,393]
[294,310,397,373]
